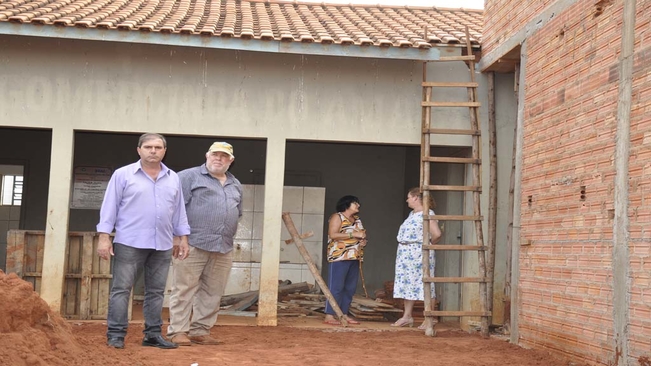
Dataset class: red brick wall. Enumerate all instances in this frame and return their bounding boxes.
[493,0,651,364]
[482,0,556,57]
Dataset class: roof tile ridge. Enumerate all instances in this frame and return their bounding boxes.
[380,7,429,48]
[321,4,359,45]
[97,0,147,28]
[218,0,236,36]
[15,0,75,24]
[138,0,176,31]
[281,2,313,42]
[116,0,162,30]
[197,0,222,35]
[337,5,375,46]
[295,3,330,44]
[178,0,207,34]
[268,1,293,41]
[74,0,130,27]
[238,0,254,38]
[159,0,190,32]
[305,4,335,44]
[252,2,274,39]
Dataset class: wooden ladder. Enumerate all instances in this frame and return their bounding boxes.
[420,30,491,338]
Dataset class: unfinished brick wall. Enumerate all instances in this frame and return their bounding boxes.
[507,0,651,364]
[482,0,556,57]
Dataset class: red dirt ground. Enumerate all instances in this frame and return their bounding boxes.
[0,270,583,366]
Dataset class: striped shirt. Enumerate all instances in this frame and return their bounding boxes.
[179,164,242,253]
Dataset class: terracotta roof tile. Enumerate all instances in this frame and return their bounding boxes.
[0,0,483,49]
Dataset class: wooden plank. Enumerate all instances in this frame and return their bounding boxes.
[422,82,478,88]
[425,128,480,135]
[6,230,25,277]
[91,235,100,318]
[24,233,38,290]
[284,231,314,244]
[282,212,348,327]
[65,236,81,318]
[79,234,94,320]
[424,185,481,192]
[423,156,480,164]
[34,234,44,294]
[429,215,482,221]
[65,274,113,279]
[423,277,490,283]
[436,55,477,61]
[227,293,259,311]
[352,295,395,309]
[423,245,487,251]
[96,235,111,318]
[422,101,481,107]
[423,310,491,317]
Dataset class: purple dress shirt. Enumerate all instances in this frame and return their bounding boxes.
[96,160,191,250]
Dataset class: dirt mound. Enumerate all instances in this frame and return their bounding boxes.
[0,270,151,366]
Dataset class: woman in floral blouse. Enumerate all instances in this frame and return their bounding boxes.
[391,188,441,328]
[323,195,367,325]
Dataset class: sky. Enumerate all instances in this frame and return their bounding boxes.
[304,0,484,9]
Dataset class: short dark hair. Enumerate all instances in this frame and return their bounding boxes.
[336,195,360,213]
[138,133,167,148]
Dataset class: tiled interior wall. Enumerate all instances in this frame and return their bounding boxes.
[224,185,325,295]
[163,185,325,302]
[0,206,20,271]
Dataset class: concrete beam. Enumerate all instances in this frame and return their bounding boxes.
[256,136,286,326]
[39,126,74,311]
[0,23,444,62]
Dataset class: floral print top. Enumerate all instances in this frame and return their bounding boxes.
[396,209,435,244]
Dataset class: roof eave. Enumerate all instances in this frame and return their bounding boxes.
[0,23,445,61]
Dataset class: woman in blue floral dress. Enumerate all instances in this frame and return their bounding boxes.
[391,187,441,328]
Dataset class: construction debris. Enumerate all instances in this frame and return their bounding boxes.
[219,281,404,321]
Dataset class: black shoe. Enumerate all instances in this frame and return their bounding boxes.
[107,337,125,349]
[142,334,178,349]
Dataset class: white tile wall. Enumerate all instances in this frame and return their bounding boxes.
[224,185,326,294]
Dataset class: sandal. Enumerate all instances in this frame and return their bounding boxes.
[323,319,341,326]
[343,317,360,325]
[390,317,413,327]
[418,320,438,330]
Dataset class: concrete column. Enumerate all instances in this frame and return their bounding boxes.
[257,136,286,326]
[612,0,635,364]
[510,42,527,344]
[40,126,74,311]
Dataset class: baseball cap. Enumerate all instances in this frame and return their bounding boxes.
[208,142,234,158]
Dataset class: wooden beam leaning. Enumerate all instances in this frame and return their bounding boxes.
[281,212,348,327]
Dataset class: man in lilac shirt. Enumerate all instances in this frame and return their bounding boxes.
[97,133,191,350]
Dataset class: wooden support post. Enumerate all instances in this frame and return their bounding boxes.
[281,212,348,327]
[79,233,94,319]
[486,71,497,325]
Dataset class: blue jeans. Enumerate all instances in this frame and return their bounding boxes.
[107,243,172,339]
[324,260,359,315]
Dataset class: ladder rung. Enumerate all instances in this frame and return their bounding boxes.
[422,101,481,107]
[424,310,491,317]
[425,185,481,192]
[424,157,480,164]
[423,245,487,251]
[422,82,479,88]
[427,215,482,221]
[437,55,477,61]
[425,128,480,135]
[423,277,490,283]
